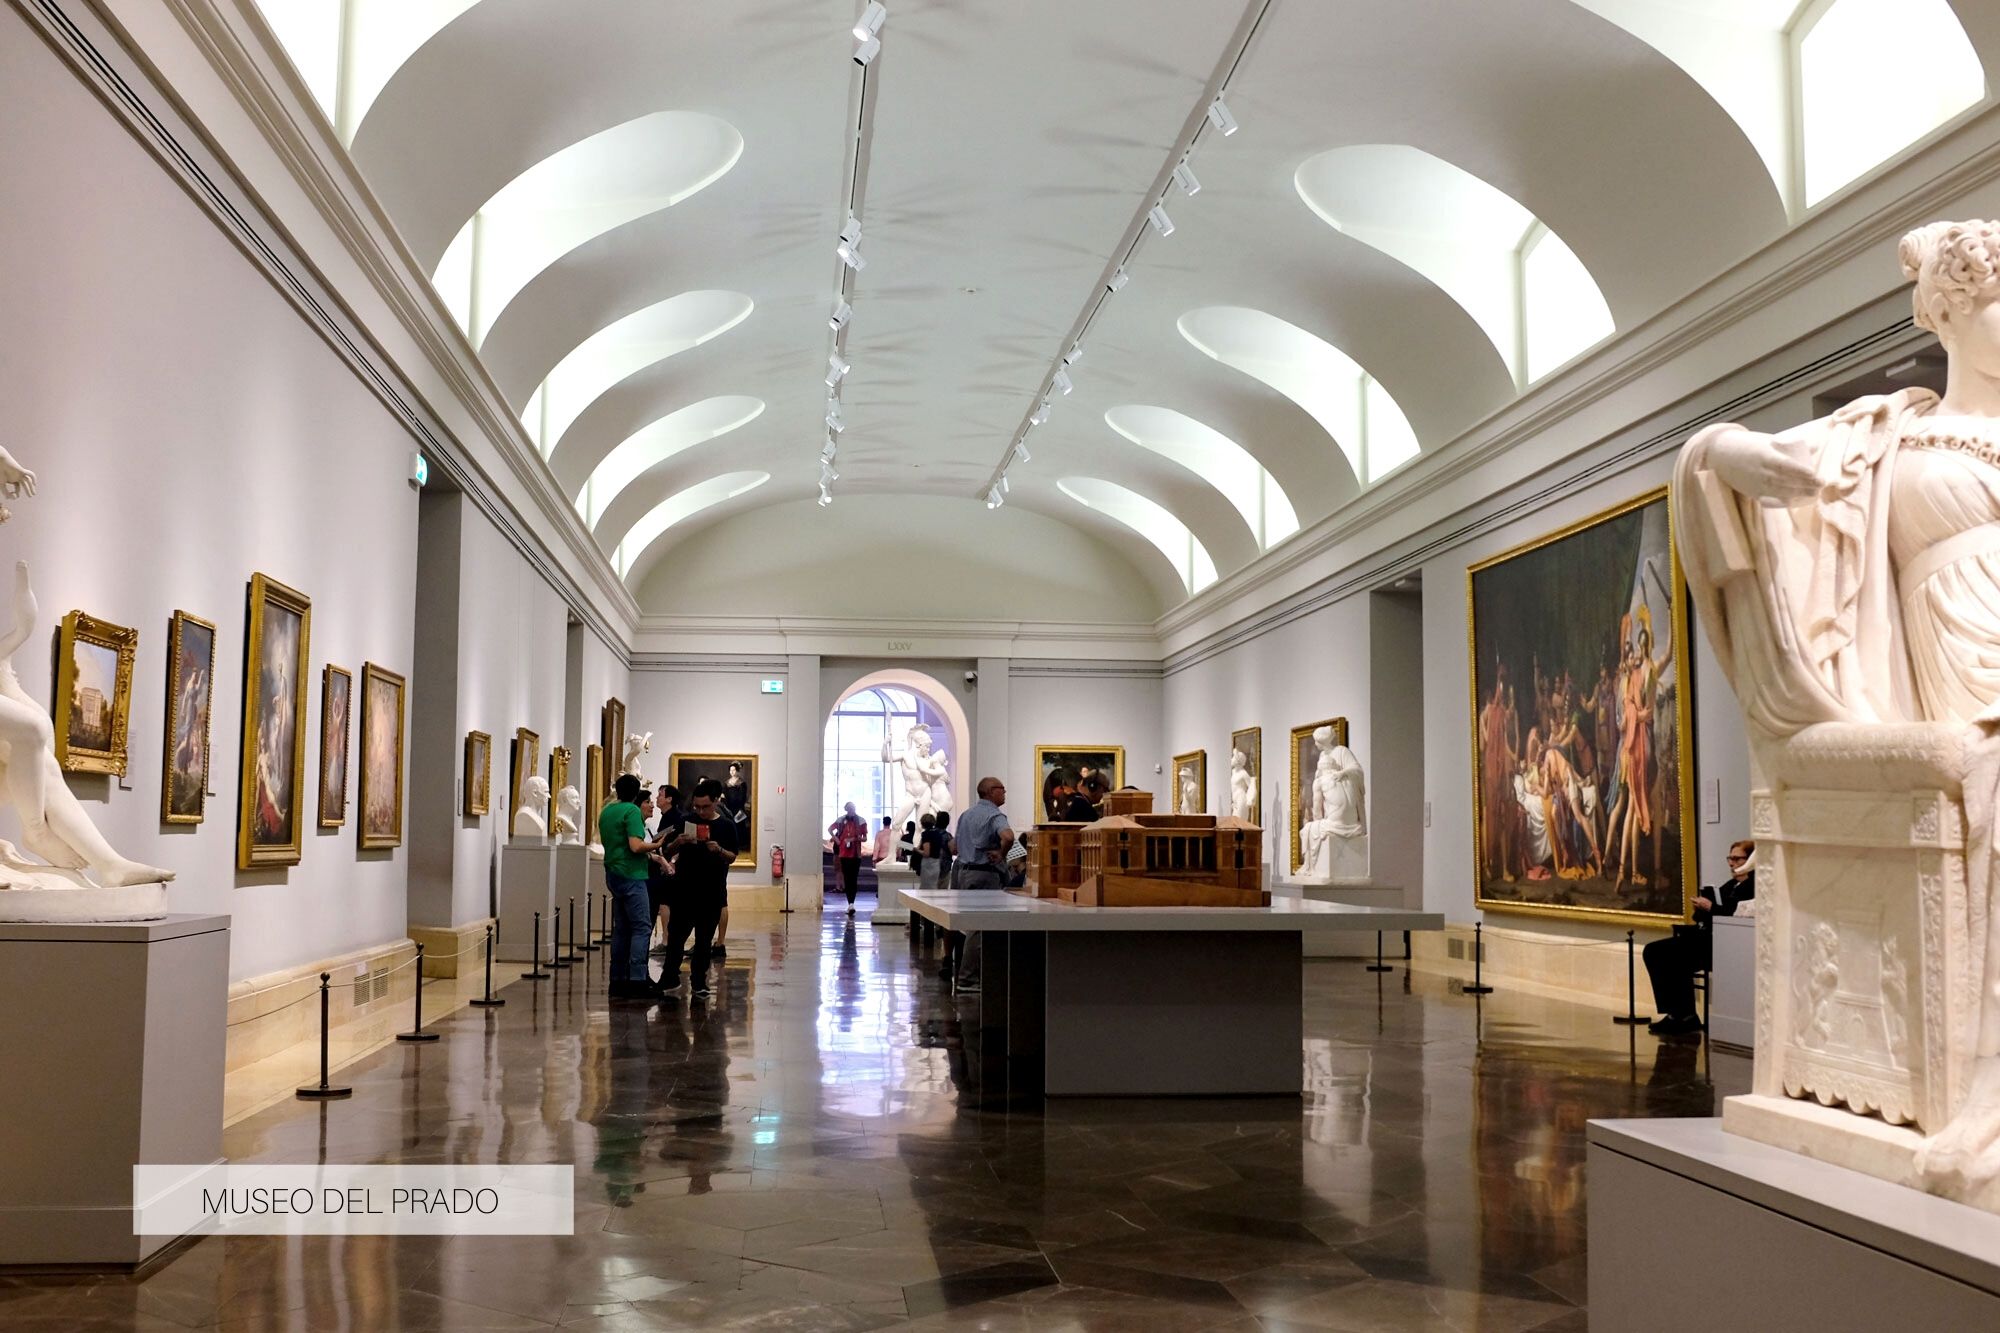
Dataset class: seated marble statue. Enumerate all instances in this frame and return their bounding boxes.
[552,785,582,845]
[1674,218,2000,1208]
[512,776,550,842]
[1301,735,1368,882]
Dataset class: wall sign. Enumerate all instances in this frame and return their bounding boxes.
[760,679,784,694]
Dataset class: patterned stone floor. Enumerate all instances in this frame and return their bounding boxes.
[0,911,1747,1330]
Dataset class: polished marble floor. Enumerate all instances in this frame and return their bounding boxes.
[0,912,1746,1330]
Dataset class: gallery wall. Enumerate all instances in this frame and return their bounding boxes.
[626,663,793,874]
[1005,662,1165,827]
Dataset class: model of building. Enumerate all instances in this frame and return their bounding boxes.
[1024,822,1086,899]
[1064,812,1267,908]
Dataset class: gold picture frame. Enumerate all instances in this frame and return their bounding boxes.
[463,731,491,816]
[1466,486,1696,925]
[237,573,311,870]
[585,743,605,837]
[317,664,351,829]
[510,727,540,822]
[357,663,405,850]
[600,697,625,780]
[54,609,137,775]
[1172,749,1207,814]
[669,752,758,867]
[548,745,572,824]
[161,610,216,824]
[1289,718,1349,874]
[1230,725,1261,823]
[1032,744,1126,820]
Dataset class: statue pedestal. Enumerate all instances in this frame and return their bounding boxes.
[1271,880,1405,957]
[496,844,556,962]
[0,914,227,1266]
[873,862,914,925]
[554,844,593,923]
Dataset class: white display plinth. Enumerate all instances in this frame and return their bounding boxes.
[0,914,228,1267]
[1270,880,1406,957]
[1589,1117,2000,1330]
[873,861,914,925]
[497,843,556,962]
[553,844,594,940]
[1710,913,1755,1049]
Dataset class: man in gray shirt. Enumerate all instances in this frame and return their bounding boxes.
[951,776,1014,889]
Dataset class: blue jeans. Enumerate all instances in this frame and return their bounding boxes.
[605,872,652,984]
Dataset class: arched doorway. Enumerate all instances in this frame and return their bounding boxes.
[821,669,971,832]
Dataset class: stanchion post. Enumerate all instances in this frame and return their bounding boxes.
[295,973,353,1100]
[1463,922,1494,995]
[549,905,571,968]
[581,892,601,951]
[470,924,505,1007]
[1613,928,1646,1025]
[397,944,442,1043]
[521,912,551,980]
[566,897,578,963]
[1366,929,1392,973]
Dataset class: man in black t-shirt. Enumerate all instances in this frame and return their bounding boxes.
[658,777,739,1000]
[647,785,684,951]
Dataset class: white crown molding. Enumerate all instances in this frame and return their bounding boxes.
[631,615,1161,662]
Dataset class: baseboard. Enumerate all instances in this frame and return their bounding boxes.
[408,918,495,979]
[1409,921,1648,1012]
[224,937,416,1072]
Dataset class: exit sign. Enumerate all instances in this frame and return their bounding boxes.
[760,679,784,695]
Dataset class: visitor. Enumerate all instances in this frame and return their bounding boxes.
[601,773,668,1000]
[1003,831,1029,889]
[653,784,681,837]
[871,815,896,865]
[658,777,739,1000]
[1064,772,1107,822]
[648,786,683,953]
[1644,839,1756,1036]
[916,812,946,892]
[953,778,1012,890]
[932,810,955,888]
[828,801,869,914]
[899,819,918,864]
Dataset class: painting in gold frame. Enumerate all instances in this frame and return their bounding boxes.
[237,573,311,870]
[54,610,137,775]
[1172,749,1206,814]
[1032,745,1125,821]
[161,610,215,824]
[668,752,757,866]
[357,663,405,850]
[584,743,605,838]
[463,731,491,816]
[1466,487,1695,925]
[600,698,625,782]
[510,727,540,823]
[317,664,351,829]
[1289,718,1348,874]
[1230,725,1261,824]
[548,746,572,825]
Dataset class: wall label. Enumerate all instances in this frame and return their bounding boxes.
[759,679,784,694]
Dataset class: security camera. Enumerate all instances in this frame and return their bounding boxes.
[963,670,978,686]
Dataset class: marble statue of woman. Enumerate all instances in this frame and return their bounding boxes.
[1229,747,1256,821]
[1179,764,1199,813]
[1675,219,2000,1208]
[884,722,950,832]
[513,776,550,842]
[553,785,583,845]
[621,731,651,779]
[1299,726,1340,879]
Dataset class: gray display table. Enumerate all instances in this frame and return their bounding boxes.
[903,890,1441,1097]
[1709,914,1756,1049]
[1589,1118,2000,1331]
[0,914,228,1268]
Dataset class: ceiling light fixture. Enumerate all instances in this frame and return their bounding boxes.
[826,353,850,386]
[1063,342,1084,367]
[1172,161,1201,197]
[837,238,867,270]
[821,460,840,482]
[1147,204,1174,238]
[1029,398,1050,427]
[1106,267,1129,292]
[1014,441,1031,463]
[853,3,886,40]
[1052,367,1073,396]
[818,488,834,507]
[986,486,1003,510]
[830,300,852,331]
[854,34,881,64]
[826,399,846,432]
[1000,474,1010,494]
[1206,95,1238,137]
[821,436,839,460]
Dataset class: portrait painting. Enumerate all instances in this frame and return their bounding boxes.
[548,746,571,825]
[1033,745,1125,820]
[357,663,405,850]
[670,752,756,866]
[161,610,215,824]
[237,573,311,869]
[1289,718,1349,873]
[54,610,137,775]
[600,698,625,783]
[1173,749,1206,814]
[464,731,491,817]
[585,743,605,836]
[1230,725,1262,824]
[1467,488,1694,924]
[510,727,540,822]
[317,664,351,828]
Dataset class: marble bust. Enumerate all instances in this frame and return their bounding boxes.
[1229,747,1256,821]
[622,731,651,779]
[512,776,550,842]
[552,785,582,845]
[1675,218,2000,1210]
[884,722,951,831]
[1299,732,1368,882]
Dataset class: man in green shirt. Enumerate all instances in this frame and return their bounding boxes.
[602,773,667,999]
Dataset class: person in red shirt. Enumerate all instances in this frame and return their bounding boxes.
[828,802,869,914]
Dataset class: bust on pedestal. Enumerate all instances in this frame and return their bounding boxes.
[512,776,550,844]
[552,785,582,846]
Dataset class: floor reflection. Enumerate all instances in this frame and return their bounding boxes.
[0,912,1743,1330]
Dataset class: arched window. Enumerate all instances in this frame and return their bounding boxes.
[823,687,952,830]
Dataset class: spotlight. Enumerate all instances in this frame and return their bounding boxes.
[1106,267,1129,292]
[1014,441,1031,463]
[1063,342,1084,367]
[829,300,851,331]
[986,486,1003,510]
[1052,367,1073,396]
[1000,474,1010,494]
[826,353,850,386]
[853,2,886,40]
[821,460,839,482]
[1172,161,1200,197]
[837,238,867,270]
[821,436,839,460]
[840,214,863,245]
[1029,398,1050,427]
[826,401,845,432]
[853,34,881,64]
[1206,95,1238,137]
[818,488,834,508]
[1147,204,1174,238]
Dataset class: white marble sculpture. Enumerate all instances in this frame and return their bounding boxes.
[1674,219,2000,1211]
[1180,766,1199,813]
[1299,730,1368,883]
[0,447,172,923]
[552,785,582,845]
[884,722,951,831]
[512,775,550,842]
[1229,747,1257,821]
[621,731,651,779]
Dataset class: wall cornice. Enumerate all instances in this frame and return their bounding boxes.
[631,615,1161,663]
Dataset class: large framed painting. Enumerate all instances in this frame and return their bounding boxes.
[600,698,625,780]
[317,664,351,829]
[670,752,756,866]
[1033,745,1125,820]
[510,727,540,822]
[585,744,606,838]
[54,610,137,775]
[1172,749,1206,814]
[548,746,571,825]
[1230,725,1261,824]
[463,731,491,816]
[1467,487,1694,924]
[1289,718,1349,873]
[237,573,311,869]
[161,610,215,824]
[358,663,405,850]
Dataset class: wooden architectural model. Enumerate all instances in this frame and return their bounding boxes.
[1058,812,1267,907]
[1100,788,1154,818]
[1025,822,1085,899]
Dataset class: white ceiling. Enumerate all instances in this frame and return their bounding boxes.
[260,0,1999,619]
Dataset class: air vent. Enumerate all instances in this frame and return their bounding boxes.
[353,959,392,1005]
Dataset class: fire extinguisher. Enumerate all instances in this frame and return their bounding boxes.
[771,845,785,882]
